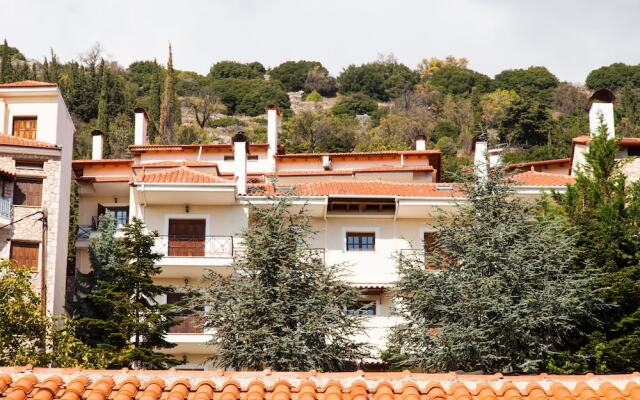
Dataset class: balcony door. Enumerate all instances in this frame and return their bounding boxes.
[168,219,205,256]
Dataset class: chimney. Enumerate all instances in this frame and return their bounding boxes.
[134,107,149,145]
[474,140,488,180]
[588,89,616,139]
[266,104,281,171]
[91,130,104,160]
[233,132,248,195]
[415,135,426,151]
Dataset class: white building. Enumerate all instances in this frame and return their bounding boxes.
[0,80,75,315]
[72,106,573,369]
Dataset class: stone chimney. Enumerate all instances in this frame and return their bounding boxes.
[134,107,149,145]
[415,135,426,151]
[233,132,248,195]
[474,140,488,180]
[91,130,104,160]
[266,104,281,171]
[588,89,616,139]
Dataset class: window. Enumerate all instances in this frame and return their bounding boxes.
[13,178,43,206]
[346,300,376,316]
[224,155,258,161]
[12,117,37,140]
[15,161,44,170]
[10,241,39,270]
[98,205,129,227]
[346,232,375,251]
[167,293,203,333]
[628,146,640,157]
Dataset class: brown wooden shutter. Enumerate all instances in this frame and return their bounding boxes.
[13,117,37,139]
[10,241,39,270]
[168,219,206,256]
[13,179,43,206]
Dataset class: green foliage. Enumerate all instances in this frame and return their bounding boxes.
[495,66,559,102]
[208,60,265,80]
[159,45,177,143]
[552,121,640,371]
[107,113,134,158]
[586,63,640,90]
[331,93,378,116]
[270,60,325,92]
[304,66,338,97]
[175,124,211,144]
[305,90,323,102]
[68,213,179,369]
[208,116,247,128]
[210,78,290,116]
[435,135,456,156]
[282,110,359,153]
[337,60,419,101]
[195,198,368,370]
[388,171,597,373]
[96,59,109,135]
[0,260,105,368]
[429,66,494,96]
[499,98,553,147]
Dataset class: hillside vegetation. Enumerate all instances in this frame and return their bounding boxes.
[2,41,640,179]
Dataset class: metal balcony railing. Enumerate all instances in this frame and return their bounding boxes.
[153,235,234,257]
[77,225,94,240]
[0,197,12,219]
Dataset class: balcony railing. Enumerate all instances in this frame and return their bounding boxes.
[77,225,93,240]
[0,197,12,219]
[154,235,234,257]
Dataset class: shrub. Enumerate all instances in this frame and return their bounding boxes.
[270,61,326,92]
[331,93,378,116]
[305,90,323,102]
[208,61,265,80]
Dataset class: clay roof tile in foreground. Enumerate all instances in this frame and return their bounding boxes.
[136,166,233,184]
[0,368,639,400]
[0,80,57,89]
[0,135,58,149]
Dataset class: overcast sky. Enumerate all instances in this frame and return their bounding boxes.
[3,0,640,83]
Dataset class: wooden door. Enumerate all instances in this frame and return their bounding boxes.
[13,117,37,139]
[10,241,39,270]
[168,219,205,256]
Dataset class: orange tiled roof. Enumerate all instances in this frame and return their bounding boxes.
[76,176,131,183]
[0,135,58,149]
[512,171,576,187]
[129,143,269,152]
[0,80,57,88]
[134,160,220,168]
[136,166,233,184]
[250,181,462,198]
[276,150,441,159]
[0,367,639,400]
[72,159,133,165]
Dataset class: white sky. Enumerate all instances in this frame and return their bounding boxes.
[3,0,640,83]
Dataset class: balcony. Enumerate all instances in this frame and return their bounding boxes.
[169,315,203,334]
[0,197,12,224]
[154,235,235,278]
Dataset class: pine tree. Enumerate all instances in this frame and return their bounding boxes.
[69,213,179,369]
[195,197,368,370]
[0,39,12,83]
[387,170,597,373]
[159,45,176,144]
[553,118,640,372]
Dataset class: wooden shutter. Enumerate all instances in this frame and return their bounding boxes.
[13,178,43,206]
[168,219,206,256]
[13,117,37,139]
[424,231,437,251]
[10,241,39,270]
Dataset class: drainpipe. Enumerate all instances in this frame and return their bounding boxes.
[39,210,48,314]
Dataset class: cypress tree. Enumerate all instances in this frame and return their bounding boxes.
[96,59,109,154]
[0,39,12,83]
[69,213,179,369]
[159,45,176,144]
[147,64,162,143]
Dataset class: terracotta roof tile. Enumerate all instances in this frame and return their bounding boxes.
[275,165,434,177]
[0,135,58,149]
[249,181,462,198]
[276,150,441,159]
[512,171,576,187]
[0,80,57,88]
[134,160,220,168]
[507,158,571,171]
[72,159,133,165]
[136,166,233,184]
[129,143,269,152]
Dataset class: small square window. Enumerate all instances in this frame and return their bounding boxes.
[346,300,376,316]
[346,232,375,251]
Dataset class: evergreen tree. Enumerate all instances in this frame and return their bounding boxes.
[387,170,597,373]
[195,196,368,370]
[553,119,640,372]
[48,49,60,84]
[148,64,162,143]
[69,213,179,369]
[159,45,176,144]
[0,39,12,83]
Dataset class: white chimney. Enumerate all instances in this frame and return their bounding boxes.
[266,105,281,171]
[233,132,248,195]
[91,130,104,160]
[415,135,426,151]
[588,89,616,139]
[134,107,149,145]
[322,155,332,170]
[474,141,488,180]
